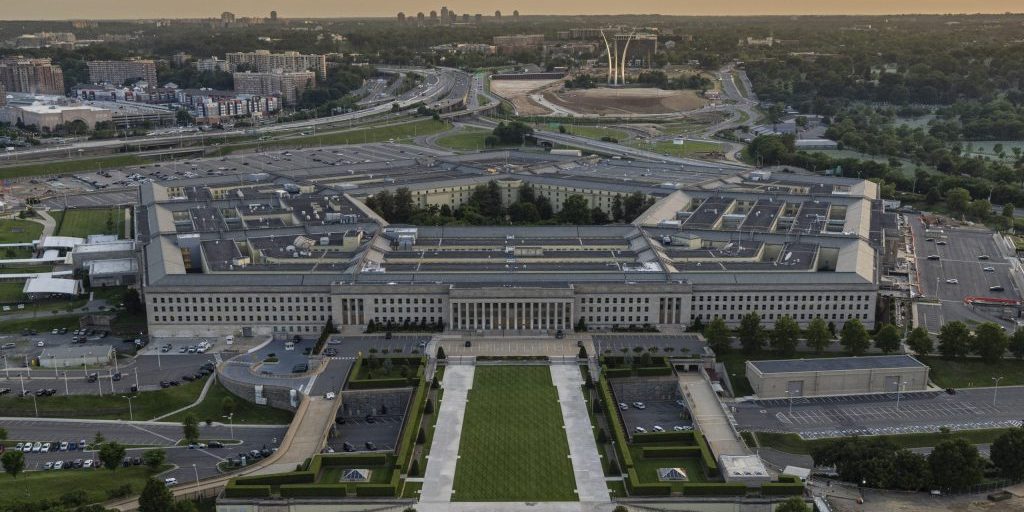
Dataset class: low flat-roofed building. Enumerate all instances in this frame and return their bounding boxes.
[71,240,136,269]
[39,235,84,251]
[719,455,771,486]
[746,355,929,398]
[88,258,138,287]
[38,344,113,368]
[23,275,82,299]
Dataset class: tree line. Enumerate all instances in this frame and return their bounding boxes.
[813,427,1024,493]
[700,312,897,357]
[364,180,654,226]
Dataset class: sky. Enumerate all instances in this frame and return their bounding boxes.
[3,1,1022,20]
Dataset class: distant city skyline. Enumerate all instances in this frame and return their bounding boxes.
[3,1,1022,20]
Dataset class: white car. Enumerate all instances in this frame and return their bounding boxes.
[31,442,42,452]
[164,477,178,486]
[43,461,53,470]
[675,399,686,407]
[21,443,31,452]
[652,425,665,433]
[36,341,45,347]
[60,441,69,451]
[618,402,628,411]
[53,460,64,470]
[14,443,23,451]
[983,267,995,272]
[83,459,93,469]
[632,402,646,410]
[945,279,959,284]
[41,442,50,453]
[325,392,336,400]
[633,426,647,433]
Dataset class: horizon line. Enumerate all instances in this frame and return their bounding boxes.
[4,12,1024,21]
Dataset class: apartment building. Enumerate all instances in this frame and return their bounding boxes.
[87,60,158,91]
[233,71,315,106]
[225,50,327,79]
[0,58,65,95]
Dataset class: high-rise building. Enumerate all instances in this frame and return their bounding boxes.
[270,11,278,22]
[233,70,315,106]
[0,58,65,95]
[87,60,158,91]
[0,83,6,107]
[440,6,449,20]
[225,50,327,80]
[221,12,236,26]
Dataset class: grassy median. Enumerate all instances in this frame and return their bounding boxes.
[164,380,294,425]
[0,465,169,508]
[0,376,207,420]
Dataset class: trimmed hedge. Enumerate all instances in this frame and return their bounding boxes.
[395,377,429,472]
[761,482,805,496]
[232,471,314,486]
[693,430,719,477]
[635,366,673,376]
[348,377,417,389]
[223,483,272,498]
[681,483,748,496]
[602,365,633,379]
[280,484,348,498]
[632,431,696,444]
[355,484,397,497]
[641,446,703,458]
[598,376,634,469]
[347,356,425,390]
[319,453,389,467]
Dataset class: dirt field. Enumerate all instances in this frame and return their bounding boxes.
[489,79,559,116]
[542,87,707,116]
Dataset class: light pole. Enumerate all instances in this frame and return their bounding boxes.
[123,395,135,421]
[3,355,7,378]
[896,381,906,412]
[63,372,69,395]
[134,367,139,390]
[993,376,1004,406]
[223,413,234,439]
[785,389,794,416]
[192,463,200,492]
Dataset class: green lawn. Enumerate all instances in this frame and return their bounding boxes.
[559,125,629,142]
[0,376,207,420]
[629,445,708,491]
[54,208,127,238]
[0,218,43,243]
[215,119,448,155]
[754,428,1013,456]
[164,379,294,425]
[0,315,84,333]
[0,265,52,274]
[921,357,1024,388]
[435,129,494,151]
[0,281,26,302]
[0,465,166,508]
[453,366,577,502]
[0,154,151,179]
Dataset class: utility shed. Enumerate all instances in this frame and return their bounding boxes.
[746,355,929,398]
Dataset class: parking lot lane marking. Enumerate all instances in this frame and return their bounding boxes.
[128,423,178,445]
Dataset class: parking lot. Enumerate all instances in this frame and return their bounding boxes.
[0,353,215,396]
[910,217,1021,331]
[607,377,692,437]
[328,414,404,453]
[734,386,1024,439]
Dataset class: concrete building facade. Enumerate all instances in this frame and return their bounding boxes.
[746,355,929,398]
[87,60,158,90]
[225,51,327,79]
[233,71,315,106]
[0,58,65,95]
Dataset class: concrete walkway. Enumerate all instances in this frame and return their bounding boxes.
[420,363,475,503]
[550,363,609,503]
[678,372,749,458]
[251,397,339,475]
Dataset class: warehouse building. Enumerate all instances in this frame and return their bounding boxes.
[746,355,929,399]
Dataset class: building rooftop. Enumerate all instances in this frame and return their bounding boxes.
[748,355,926,374]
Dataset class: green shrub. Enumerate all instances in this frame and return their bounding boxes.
[233,471,314,486]
[319,453,388,466]
[224,483,272,498]
[761,482,805,495]
[280,484,348,497]
[641,446,703,458]
[681,483,748,496]
[632,431,697,444]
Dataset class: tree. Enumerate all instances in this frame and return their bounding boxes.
[142,448,166,470]
[138,478,175,512]
[409,458,420,477]
[805,318,832,353]
[182,413,200,445]
[770,315,801,357]
[93,431,106,447]
[873,323,901,354]
[175,108,195,126]
[122,288,143,315]
[1003,203,1015,218]
[99,442,127,471]
[1,450,24,479]
[558,194,592,224]
[890,449,931,491]
[945,187,972,217]
[0,427,6,440]
[436,346,446,359]
[775,497,810,512]
[971,322,1008,363]
[417,427,426,444]
[704,317,732,355]
[938,321,972,360]
[737,312,765,353]
[1010,329,1024,359]
[840,319,870,355]
[906,327,934,356]
[222,397,236,418]
[991,428,1024,479]
[928,437,983,492]
[424,398,434,414]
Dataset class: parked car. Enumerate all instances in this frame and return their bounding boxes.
[83,459,93,469]
[634,426,647,433]
[164,477,178,486]
[632,401,646,410]
[652,426,665,433]
[53,460,64,470]
[365,441,377,450]
[618,402,628,411]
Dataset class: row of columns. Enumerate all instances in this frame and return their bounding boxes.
[338,298,364,325]
[450,301,573,331]
[660,297,684,324]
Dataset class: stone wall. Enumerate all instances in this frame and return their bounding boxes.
[339,388,412,418]
[218,371,301,413]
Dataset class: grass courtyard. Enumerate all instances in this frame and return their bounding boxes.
[921,356,1024,388]
[0,218,43,243]
[452,366,577,502]
[53,208,128,238]
[0,465,165,508]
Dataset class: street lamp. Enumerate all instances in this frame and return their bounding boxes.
[223,413,234,440]
[896,381,906,412]
[192,463,200,492]
[123,395,135,421]
[785,389,795,417]
[992,376,1004,406]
